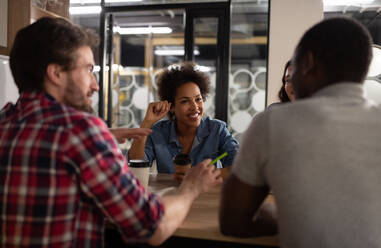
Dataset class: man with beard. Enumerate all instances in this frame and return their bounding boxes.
[0,17,222,247]
[219,17,381,248]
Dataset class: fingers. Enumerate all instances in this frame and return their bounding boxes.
[136,128,153,136]
[174,173,185,184]
[195,159,222,181]
[200,159,223,184]
[144,101,171,126]
[109,128,152,143]
[151,101,171,115]
[214,176,223,185]
[124,128,152,137]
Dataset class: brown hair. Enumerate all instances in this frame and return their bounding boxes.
[278,60,291,103]
[10,17,99,93]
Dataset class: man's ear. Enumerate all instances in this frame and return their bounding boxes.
[301,51,315,76]
[46,64,65,86]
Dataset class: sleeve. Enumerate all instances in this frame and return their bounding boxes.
[217,121,239,167]
[143,134,156,166]
[231,112,269,186]
[63,115,164,242]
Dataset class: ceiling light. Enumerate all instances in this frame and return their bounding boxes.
[69,6,101,15]
[195,65,211,72]
[368,46,381,77]
[154,49,200,56]
[70,0,142,4]
[114,26,172,35]
[93,64,124,72]
[323,0,374,5]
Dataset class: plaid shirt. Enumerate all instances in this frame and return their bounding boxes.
[0,92,164,248]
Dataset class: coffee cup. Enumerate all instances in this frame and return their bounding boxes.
[129,159,150,188]
[173,153,191,183]
[220,167,230,180]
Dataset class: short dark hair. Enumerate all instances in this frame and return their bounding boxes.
[157,61,210,118]
[294,17,372,85]
[10,17,99,93]
[278,60,291,103]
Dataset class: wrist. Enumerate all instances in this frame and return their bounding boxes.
[140,120,153,128]
[178,183,200,201]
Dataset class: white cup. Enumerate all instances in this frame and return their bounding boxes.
[129,159,150,189]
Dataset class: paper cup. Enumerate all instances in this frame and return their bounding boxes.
[173,154,191,183]
[129,159,150,188]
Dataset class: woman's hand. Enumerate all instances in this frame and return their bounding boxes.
[141,101,171,128]
[109,128,152,143]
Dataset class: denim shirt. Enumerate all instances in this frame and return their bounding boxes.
[144,116,239,173]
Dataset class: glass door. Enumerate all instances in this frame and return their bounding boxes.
[99,2,231,137]
[111,9,186,131]
[185,7,231,122]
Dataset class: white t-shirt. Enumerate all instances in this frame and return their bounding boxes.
[233,83,381,248]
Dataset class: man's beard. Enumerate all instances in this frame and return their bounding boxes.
[62,77,94,114]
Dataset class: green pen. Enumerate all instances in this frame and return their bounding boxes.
[210,152,228,166]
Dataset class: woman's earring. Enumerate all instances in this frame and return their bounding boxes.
[170,110,175,120]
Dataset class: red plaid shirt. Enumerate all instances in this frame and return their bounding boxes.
[0,92,164,247]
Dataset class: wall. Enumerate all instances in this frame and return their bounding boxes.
[267,0,323,105]
[0,0,7,48]
[0,55,18,108]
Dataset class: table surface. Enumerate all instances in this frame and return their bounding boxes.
[148,173,279,247]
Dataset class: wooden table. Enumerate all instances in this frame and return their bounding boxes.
[148,174,279,247]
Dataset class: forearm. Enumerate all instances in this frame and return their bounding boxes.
[147,189,197,245]
[128,138,148,159]
[148,160,222,245]
[251,204,278,236]
[222,204,278,237]
[220,174,276,237]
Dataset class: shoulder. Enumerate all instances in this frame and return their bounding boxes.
[149,119,173,141]
[199,117,235,141]
[202,116,227,129]
[44,105,111,143]
[266,98,319,119]
[55,105,107,131]
[266,102,282,110]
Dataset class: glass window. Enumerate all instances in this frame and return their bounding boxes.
[112,9,186,147]
[193,17,219,118]
[324,1,381,104]
[228,0,269,142]
[104,0,228,6]
[70,0,270,145]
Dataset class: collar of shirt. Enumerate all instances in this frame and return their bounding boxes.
[312,82,365,100]
[168,117,210,149]
[19,91,55,101]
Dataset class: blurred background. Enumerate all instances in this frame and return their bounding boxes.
[1,0,381,147]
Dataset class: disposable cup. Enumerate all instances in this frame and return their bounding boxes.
[173,153,191,183]
[129,159,150,188]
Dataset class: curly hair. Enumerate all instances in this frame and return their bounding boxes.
[278,60,291,103]
[157,61,211,118]
[10,17,99,93]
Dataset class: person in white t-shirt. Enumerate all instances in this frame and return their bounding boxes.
[219,17,380,248]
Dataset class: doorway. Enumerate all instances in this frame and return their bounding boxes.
[98,1,231,131]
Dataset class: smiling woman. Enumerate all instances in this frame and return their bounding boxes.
[128,61,239,175]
